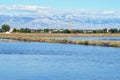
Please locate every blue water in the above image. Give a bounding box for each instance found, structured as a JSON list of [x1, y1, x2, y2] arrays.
[[0, 39, 120, 80]]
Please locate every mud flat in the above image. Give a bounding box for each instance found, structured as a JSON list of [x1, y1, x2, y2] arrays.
[[0, 33, 120, 47]]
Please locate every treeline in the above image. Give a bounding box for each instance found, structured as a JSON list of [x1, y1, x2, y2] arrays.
[[0, 24, 10, 32], [13, 28, 31, 33], [93, 29, 120, 33], [11, 28, 120, 33], [1, 24, 120, 33]]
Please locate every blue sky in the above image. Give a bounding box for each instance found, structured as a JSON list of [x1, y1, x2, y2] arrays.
[[0, 0, 120, 29], [0, 0, 120, 10]]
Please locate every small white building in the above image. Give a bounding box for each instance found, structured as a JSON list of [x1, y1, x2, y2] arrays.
[[5, 28, 14, 34], [9, 28, 14, 33], [103, 28, 109, 33], [5, 31, 10, 34]]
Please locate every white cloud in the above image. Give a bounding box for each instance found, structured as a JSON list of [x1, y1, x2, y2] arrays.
[[0, 5, 119, 16], [0, 5, 55, 14], [103, 11, 115, 14]]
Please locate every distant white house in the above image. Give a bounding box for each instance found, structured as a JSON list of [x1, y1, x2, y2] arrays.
[[9, 28, 14, 33], [5, 31, 10, 34], [103, 28, 109, 33], [5, 28, 14, 34]]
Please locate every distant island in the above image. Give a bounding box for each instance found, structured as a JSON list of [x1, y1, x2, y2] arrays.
[[0, 24, 120, 48]]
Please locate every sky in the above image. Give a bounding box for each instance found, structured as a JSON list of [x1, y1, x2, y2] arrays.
[[0, 0, 120, 16], [0, 0, 120, 10], [0, 0, 120, 29]]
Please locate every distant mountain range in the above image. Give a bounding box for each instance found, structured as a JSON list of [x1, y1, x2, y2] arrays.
[[0, 9, 120, 29]]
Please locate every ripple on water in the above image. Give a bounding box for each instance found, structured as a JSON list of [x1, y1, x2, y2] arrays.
[[0, 39, 120, 80]]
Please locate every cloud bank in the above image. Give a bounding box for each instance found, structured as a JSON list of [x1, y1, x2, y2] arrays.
[[0, 5, 119, 16], [0, 5, 120, 29]]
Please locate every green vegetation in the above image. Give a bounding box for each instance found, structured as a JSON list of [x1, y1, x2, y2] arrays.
[[62, 29, 71, 33], [1, 24, 10, 32], [109, 29, 120, 33], [0, 24, 120, 34], [12, 28, 120, 34], [93, 30, 104, 33], [19, 28, 31, 33], [0, 29, 2, 32], [44, 28, 49, 33]]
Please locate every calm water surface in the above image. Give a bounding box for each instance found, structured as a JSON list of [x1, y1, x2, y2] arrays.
[[0, 39, 120, 80]]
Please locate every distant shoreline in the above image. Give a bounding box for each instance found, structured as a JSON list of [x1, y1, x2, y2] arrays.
[[0, 33, 120, 47], [1, 33, 120, 37]]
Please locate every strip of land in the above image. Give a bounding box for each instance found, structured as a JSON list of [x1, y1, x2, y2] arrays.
[[1, 33, 120, 37], [0, 33, 120, 47]]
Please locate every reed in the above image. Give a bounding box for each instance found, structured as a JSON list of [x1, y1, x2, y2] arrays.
[[0, 33, 120, 47]]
